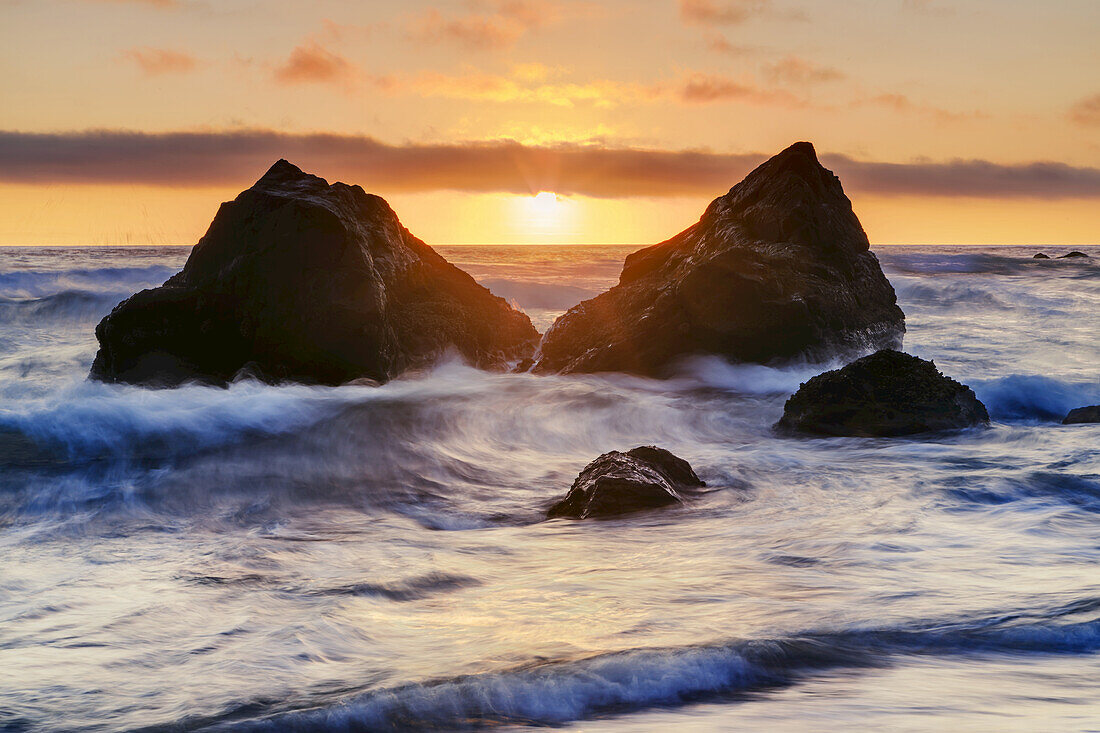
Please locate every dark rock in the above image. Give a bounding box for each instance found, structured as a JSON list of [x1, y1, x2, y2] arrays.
[[90, 160, 539, 387], [777, 349, 989, 437], [1032, 253, 1050, 259], [1063, 405, 1100, 424], [1059, 251, 1089, 258], [530, 142, 904, 376], [548, 446, 705, 519]]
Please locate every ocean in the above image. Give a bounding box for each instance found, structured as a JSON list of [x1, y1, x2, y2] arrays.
[[1, 243, 1099, 731]]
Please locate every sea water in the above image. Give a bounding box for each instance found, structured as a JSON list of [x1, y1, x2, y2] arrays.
[[0, 244, 1098, 731]]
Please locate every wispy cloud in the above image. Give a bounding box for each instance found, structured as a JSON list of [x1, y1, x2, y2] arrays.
[[858, 92, 984, 122], [763, 56, 844, 85], [678, 73, 803, 105], [406, 0, 585, 50], [273, 42, 357, 86], [680, 0, 767, 25], [902, 0, 953, 15], [121, 47, 198, 75], [81, 0, 182, 7], [703, 33, 756, 56], [1069, 94, 1100, 126], [679, 0, 803, 25], [4, 129, 1099, 201]]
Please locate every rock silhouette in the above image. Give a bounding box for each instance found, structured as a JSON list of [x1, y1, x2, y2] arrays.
[[1063, 406, 1100, 424], [777, 349, 989, 437], [548, 446, 705, 519], [1032, 253, 1050, 259], [529, 142, 904, 376], [91, 160, 538, 386], [1059, 251, 1089, 258]]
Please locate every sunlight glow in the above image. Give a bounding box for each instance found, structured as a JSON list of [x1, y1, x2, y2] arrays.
[[511, 191, 578, 243]]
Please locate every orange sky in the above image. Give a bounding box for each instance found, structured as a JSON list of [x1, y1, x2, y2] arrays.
[[2, 0, 1099, 245]]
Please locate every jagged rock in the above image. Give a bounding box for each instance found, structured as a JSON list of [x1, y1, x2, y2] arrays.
[[1033, 253, 1050, 259], [1063, 406, 1100, 424], [548, 446, 705, 519], [1059, 251, 1089, 258], [529, 142, 904, 376], [90, 160, 538, 386], [777, 349, 989, 437]]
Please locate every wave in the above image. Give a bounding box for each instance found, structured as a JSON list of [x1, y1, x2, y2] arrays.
[[476, 278, 600, 310], [0, 289, 134, 324], [0, 375, 412, 463], [192, 602, 1100, 731], [972, 374, 1100, 421], [0, 265, 175, 300], [879, 249, 1098, 277]]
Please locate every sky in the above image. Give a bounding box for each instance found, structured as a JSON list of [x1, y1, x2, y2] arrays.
[[1, 0, 1099, 245]]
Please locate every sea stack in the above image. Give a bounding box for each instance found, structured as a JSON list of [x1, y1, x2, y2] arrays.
[[90, 160, 539, 386], [777, 349, 989, 437], [529, 142, 905, 376]]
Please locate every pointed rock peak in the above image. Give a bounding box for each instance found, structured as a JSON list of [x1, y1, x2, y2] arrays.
[[709, 139, 844, 219], [254, 159, 328, 189], [742, 141, 829, 186]]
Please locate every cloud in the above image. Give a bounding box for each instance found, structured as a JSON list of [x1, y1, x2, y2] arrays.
[[81, 0, 181, 7], [859, 93, 983, 122], [1069, 94, 1100, 126], [679, 0, 767, 25], [679, 0, 802, 25], [4, 130, 1100, 201], [121, 47, 198, 75], [678, 73, 803, 106], [273, 42, 357, 86], [902, 0, 953, 15], [703, 33, 755, 56], [406, 0, 577, 50], [763, 56, 844, 85]]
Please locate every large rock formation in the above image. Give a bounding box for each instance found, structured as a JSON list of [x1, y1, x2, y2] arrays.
[[1063, 405, 1100, 424], [91, 160, 539, 386], [529, 142, 904, 376], [548, 446, 705, 519], [777, 349, 989, 437]]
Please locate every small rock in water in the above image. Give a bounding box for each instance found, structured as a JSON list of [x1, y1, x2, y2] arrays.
[[1063, 405, 1100, 424], [1059, 251, 1089, 258], [777, 349, 989, 437], [548, 446, 705, 519], [1032, 253, 1050, 259]]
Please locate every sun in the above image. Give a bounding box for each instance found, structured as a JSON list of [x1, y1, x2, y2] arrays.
[[529, 191, 560, 215], [510, 191, 577, 242]]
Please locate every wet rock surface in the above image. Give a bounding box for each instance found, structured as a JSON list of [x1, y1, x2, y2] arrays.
[[548, 446, 705, 519], [1063, 406, 1100, 424], [90, 160, 538, 386], [529, 142, 905, 377], [778, 349, 989, 437]]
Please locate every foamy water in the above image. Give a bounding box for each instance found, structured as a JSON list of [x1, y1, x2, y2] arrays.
[[1, 244, 1099, 731]]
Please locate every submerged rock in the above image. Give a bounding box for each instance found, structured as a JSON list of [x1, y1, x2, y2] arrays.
[[529, 142, 904, 376], [1032, 253, 1050, 259], [1059, 251, 1089, 259], [777, 349, 989, 437], [1063, 405, 1100, 424], [91, 160, 538, 386], [548, 446, 705, 519]]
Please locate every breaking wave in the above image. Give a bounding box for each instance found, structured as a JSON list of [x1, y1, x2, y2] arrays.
[[196, 600, 1100, 731]]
